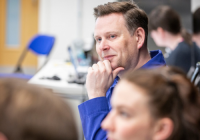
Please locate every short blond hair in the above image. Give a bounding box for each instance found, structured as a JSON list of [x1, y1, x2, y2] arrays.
[[94, 1, 148, 45]]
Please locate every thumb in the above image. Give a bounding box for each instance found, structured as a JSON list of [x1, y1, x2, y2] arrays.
[[112, 67, 124, 79]]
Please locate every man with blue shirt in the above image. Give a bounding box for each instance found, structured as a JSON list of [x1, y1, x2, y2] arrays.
[[78, 1, 166, 140]]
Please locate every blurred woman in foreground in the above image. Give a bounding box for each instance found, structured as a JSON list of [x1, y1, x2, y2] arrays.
[[102, 67, 200, 140], [0, 78, 78, 140]]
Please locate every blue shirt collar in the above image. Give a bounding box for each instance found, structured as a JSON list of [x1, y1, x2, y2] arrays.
[[110, 76, 120, 88], [113, 50, 166, 85], [141, 50, 166, 69]]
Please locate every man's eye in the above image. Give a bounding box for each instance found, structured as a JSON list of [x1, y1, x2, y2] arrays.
[[97, 38, 102, 42], [110, 35, 116, 38], [119, 111, 130, 118]]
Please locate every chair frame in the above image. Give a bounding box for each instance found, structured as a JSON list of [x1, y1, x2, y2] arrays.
[[14, 35, 55, 73]]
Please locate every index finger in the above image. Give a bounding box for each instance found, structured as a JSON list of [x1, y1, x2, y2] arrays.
[[103, 60, 112, 74]]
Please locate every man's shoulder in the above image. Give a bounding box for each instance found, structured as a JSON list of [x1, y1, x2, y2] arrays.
[[141, 50, 166, 69]]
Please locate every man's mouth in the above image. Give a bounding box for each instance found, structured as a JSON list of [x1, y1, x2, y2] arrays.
[[103, 55, 115, 60]]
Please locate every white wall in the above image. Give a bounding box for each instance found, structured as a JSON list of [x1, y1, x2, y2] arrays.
[[191, 0, 200, 12], [82, 0, 115, 40], [38, 0, 77, 67], [38, 0, 115, 67]]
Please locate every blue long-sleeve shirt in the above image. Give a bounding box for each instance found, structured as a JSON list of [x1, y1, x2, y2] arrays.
[[78, 50, 166, 140]]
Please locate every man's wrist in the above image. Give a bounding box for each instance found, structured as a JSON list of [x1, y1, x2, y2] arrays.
[[88, 94, 106, 100]]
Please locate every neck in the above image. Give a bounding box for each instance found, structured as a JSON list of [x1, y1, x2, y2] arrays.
[[118, 46, 151, 78], [192, 33, 200, 48], [164, 33, 183, 50]]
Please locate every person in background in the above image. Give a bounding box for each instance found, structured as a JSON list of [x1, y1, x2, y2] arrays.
[[192, 7, 200, 91], [102, 66, 200, 140], [0, 78, 78, 140], [193, 7, 200, 48], [78, 1, 166, 139], [149, 6, 200, 74]]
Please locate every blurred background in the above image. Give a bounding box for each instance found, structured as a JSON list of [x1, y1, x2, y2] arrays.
[[1, 1, 200, 140], [0, 0, 200, 75]]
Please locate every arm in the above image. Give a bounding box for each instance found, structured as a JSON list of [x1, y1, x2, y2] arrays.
[[78, 97, 109, 140], [79, 60, 124, 140]]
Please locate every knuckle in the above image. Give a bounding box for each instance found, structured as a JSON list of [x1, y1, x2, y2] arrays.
[[100, 68, 106, 74], [103, 60, 109, 63], [88, 67, 92, 72], [94, 68, 99, 73], [92, 64, 97, 67], [97, 61, 102, 64]]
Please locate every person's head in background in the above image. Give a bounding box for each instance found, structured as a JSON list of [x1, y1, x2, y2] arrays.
[[102, 67, 200, 140], [149, 6, 192, 50], [0, 78, 78, 140], [192, 7, 200, 48], [94, 1, 150, 75]]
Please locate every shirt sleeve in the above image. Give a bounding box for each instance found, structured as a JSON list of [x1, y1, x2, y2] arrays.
[[78, 97, 109, 140]]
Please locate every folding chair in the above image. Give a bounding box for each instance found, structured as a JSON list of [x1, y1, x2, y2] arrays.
[[0, 34, 55, 79], [14, 34, 55, 73]]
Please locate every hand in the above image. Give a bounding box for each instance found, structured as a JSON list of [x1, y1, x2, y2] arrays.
[[86, 60, 124, 99]]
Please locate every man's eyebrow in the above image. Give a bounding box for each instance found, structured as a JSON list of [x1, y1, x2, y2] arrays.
[[94, 31, 120, 38], [113, 104, 133, 112], [94, 35, 99, 38], [105, 31, 119, 34]]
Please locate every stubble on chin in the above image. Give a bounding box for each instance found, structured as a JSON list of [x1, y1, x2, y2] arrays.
[[111, 61, 123, 71]]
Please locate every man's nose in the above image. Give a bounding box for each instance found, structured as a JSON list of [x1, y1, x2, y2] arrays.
[[100, 39, 110, 51], [101, 111, 115, 132]]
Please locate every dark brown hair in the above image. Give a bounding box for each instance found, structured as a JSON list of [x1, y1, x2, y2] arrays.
[[122, 67, 200, 140], [193, 7, 200, 34], [149, 6, 192, 46], [0, 78, 78, 140], [94, 1, 148, 46]]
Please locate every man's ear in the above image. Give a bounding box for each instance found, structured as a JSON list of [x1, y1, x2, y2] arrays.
[[0, 132, 7, 140], [153, 118, 174, 140], [134, 27, 145, 49]]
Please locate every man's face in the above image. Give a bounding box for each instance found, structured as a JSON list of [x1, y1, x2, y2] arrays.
[[94, 13, 139, 71]]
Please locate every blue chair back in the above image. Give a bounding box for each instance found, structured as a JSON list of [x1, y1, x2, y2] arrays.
[[0, 73, 32, 79], [28, 35, 55, 55], [0, 35, 55, 80]]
